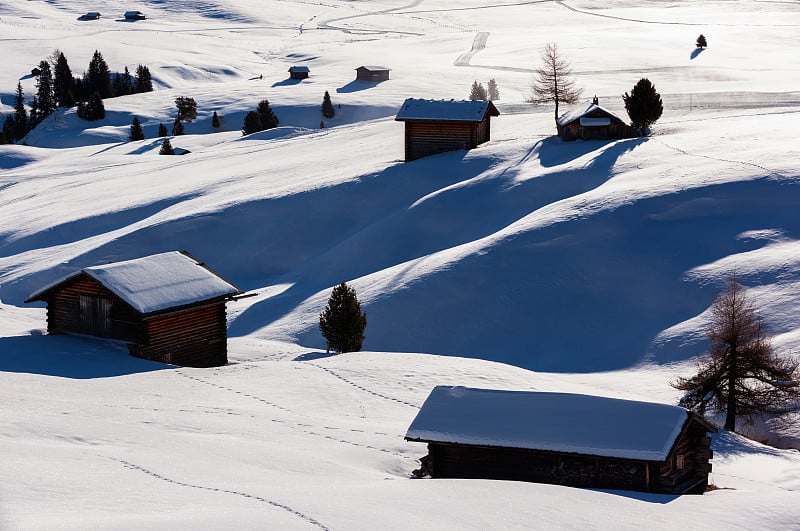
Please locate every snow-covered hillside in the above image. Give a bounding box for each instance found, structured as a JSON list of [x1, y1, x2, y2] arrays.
[[2, 1, 800, 529]]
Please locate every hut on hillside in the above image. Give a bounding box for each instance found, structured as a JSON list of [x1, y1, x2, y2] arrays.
[[557, 97, 637, 141], [80, 12, 102, 20], [288, 66, 310, 80], [406, 386, 717, 495], [395, 98, 500, 162], [25, 251, 242, 367], [124, 10, 146, 20], [355, 66, 390, 82]]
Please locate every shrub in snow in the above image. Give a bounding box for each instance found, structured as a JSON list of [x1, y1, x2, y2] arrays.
[[622, 77, 662, 134], [322, 90, 335, 119], [673, 277, 800, 433], [129, 116, 144, 141], [211, 111, 220, 128], [319, 282, 367, 354], [159, 138, 174, 155]]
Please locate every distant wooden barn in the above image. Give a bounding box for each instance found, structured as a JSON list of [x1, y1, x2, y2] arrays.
[[25, 251, 242, 367], [395, 98, 500, 162], [406, 386, 717, 495], [124, 10, 146, 20], [355, 66, 390, 82], [557, 97, 637, 141], [288, 66, 310, 80], [80, 11, 102, 20]]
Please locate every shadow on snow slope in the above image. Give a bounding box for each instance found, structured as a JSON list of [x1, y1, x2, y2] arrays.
[[0, 333, 169, 378]]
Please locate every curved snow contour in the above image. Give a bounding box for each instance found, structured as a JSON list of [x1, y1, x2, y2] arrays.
[[317, 0, 425, 36], [454, 31, 489, 66]]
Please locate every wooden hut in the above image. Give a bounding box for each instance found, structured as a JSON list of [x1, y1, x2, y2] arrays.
[[80, 11, 102, 20], [288, 66, 310, 80], [405, 386, 717, 495], [395, 98, 500, 162], [124, 10, 146, 20], [557, 97, 637, 141], [25, 251, 242, 367], [355, 66, 390, 82]]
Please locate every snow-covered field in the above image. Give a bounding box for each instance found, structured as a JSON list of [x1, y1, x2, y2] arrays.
[[2, 1, 800, 529]]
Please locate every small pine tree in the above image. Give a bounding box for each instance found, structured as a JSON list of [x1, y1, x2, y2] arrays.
[[158, 123, 168, 137], [696, 34, 707, 48], [172, 117, 184, 136], [321, 90, 335, 119], [242, 111, 263, 135], [53, 52, 75, 107], [256, 99, 279, 129], [85, 50, 113, 99], [159, 137, 175, 155], [487, 78, 500, 101], [622, 78, 663, 134], [135, 64, 153, 93], [211, 111, 220, 128], [35, 60, 56, 120], [77, 91, 106, 121], [129, 116, 145, 141], [13, 82, 28, 142], [469, 80, 487, 100], [175, 96, 197, 122], [319, 282, 367, 354]]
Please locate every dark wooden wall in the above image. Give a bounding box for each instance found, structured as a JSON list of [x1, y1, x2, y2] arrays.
[[136, 303, 228, 367], [356, 69, 389, 82], [290, 71, 309, 79], [47, 275, 142, 342], [652, 421, 713, 494], [404, 119, 494, 161]]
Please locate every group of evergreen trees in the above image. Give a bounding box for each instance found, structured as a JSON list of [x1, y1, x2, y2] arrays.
[[242, 99, 279, 135], [1, 50, 153, 144], [468, 79, 499, 101]]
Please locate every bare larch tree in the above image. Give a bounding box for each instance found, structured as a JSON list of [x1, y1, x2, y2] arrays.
[[673, 277, 800, 432], [527, 42, 582, 124]]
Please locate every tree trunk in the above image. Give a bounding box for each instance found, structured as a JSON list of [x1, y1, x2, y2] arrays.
[[725, 347, 737, 431]]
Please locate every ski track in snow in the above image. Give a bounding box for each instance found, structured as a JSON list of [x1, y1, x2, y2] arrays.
[[316, 0, 426, 36], [177, 371, 412, 458], [454, 31, 489, 67], [105, 456, 331, 530], [306, 362, 421, 409]]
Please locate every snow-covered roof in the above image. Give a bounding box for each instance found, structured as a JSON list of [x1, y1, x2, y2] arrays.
[[405, 386, 693, 461], [557, 103, 625, 127], [27, 251, 240, 315], [395, 99, 500, 122], [355, 65, 390, 71]]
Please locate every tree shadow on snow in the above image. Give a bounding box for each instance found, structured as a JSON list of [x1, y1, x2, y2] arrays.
[[690, 48, 705, 60], [293, 351, 339, 362], [272, 78, 303, 88], [0, 333, 170, 378], [537, 136, 647, 168], [588, 488, 678, 504]]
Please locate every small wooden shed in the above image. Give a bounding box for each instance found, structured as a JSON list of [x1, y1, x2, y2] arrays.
[[395, 98, 500, 162], [124, 10, 146, 20], [288, 66, 310, 80], [406, 386, 717, 495], [557, 97, 637, 141], [25, 251, 242, 367], [80, 12, 102, 20], [355, 66, 390, 82]]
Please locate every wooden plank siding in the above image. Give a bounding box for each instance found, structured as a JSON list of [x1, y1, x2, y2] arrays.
[[135, 303, 228, 367], [404, 121, 484, 161], [47, 275, 142, 342]]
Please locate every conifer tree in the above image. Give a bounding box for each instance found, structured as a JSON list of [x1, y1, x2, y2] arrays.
[[35, 60, 56, 120], [28, 96, 39, 128], [321, 90, 335, 119], [622, 77, 663, 134], [319, 282, 367, 354], [488, 78, 500, 101], [696, 34, 707, 48], [158, 123, 168, 137], [159, 137, 175, 155], [256, 99, 279, 129], [469, 80, 487, 100], [242, 111, 263, 135], [172, 117, 184, 136], [129, 116, 145, 141], [135, 64, 153, 93], [211, 111, 220, 128], [77, 91, 105, 121], [175, 96, 197, 122], [13, 82, 28, 142], [673, 278, 800, 432], [53, 52, 75, 107], [0, 128, 7, 145], [1, 116, 12, 143], [85, 50, 113, 99]]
